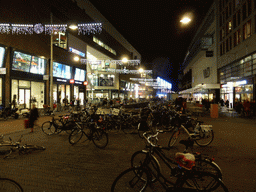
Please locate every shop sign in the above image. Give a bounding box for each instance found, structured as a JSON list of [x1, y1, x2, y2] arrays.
[[43, 75, 49, 80], [57, 79, 67, 82], [75, 81, 82, 84], [0, 68, 6, 74]]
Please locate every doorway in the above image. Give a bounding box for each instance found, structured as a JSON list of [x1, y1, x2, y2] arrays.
[[19, 88, 30, 109]]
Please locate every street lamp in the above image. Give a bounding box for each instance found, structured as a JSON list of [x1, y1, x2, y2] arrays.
[[180, 17, 191, 24]]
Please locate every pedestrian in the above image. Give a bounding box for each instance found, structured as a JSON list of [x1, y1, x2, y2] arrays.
[[29, 104, 39, 133], [225, 99, 229, 108]]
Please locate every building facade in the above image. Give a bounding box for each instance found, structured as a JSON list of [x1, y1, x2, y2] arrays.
[[0, 0, 141, 108], [180, 0, 256, 109], [180, 2, 220, 102]]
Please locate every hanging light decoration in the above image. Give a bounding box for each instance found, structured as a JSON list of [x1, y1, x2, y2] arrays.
[[12, 24, 34, 35], [45, 24, 67, 35], [78, 23, 102, 35], [0, 24, 10, 34], [0, 22, 102, 35]]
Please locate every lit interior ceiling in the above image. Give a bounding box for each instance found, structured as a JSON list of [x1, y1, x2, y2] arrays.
[[87, 45, 112, 60]]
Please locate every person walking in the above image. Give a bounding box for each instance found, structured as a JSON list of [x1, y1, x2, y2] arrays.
[[29, 104, 39, 133]]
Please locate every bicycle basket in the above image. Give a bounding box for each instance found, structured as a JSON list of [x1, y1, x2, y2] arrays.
[[175, 152, 195, 170]]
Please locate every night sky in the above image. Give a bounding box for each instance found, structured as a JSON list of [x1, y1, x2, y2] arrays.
[[90, 0, 214, 91]]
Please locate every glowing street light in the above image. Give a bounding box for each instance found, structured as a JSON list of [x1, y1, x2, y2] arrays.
[[122, 57, 128, 63], [139, 68, 144, 73], [180, 17, 191, 24], [74, 56, 80, 62]]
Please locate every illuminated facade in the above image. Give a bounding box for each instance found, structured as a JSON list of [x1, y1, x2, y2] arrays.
[[0, 0, 141, 108]]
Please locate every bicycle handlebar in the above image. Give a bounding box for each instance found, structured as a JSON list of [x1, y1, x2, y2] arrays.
[[142, 131, 160, 147]]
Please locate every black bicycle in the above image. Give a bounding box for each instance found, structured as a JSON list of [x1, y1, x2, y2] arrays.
[[69, 121, 108, 149], [111, 131, 228, 191], [41, 115, 76, 135]]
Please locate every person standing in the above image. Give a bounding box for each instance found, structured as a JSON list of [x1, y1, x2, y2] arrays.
[[29, 104, 39, 133]]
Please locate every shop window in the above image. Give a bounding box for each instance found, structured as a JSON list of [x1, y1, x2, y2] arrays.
[[243, 20, 251, 40], [53, 62, 71, 79], [252, 60, 256, 75], [74, 68, 86, 81], [30, 56, 45, 75], [31, 82, 44, 108], [98, 74, 114, 86], [0, 47, 5, 68], [12, 51, 31, 72]]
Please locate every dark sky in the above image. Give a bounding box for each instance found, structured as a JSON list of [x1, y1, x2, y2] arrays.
[[90, 0, 214, 90]]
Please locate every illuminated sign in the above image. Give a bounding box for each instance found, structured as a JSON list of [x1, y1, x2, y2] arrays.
[[57, 79, 67, 82], [83, 81, 88, 86], [69, 47, 86, 57], [70, 79, 75, 84]]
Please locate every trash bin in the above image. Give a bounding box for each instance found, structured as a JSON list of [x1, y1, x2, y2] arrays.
[[210, 104, 218, 118], [24, 119, 30, 129]]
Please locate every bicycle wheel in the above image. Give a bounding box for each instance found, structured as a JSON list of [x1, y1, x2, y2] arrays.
[[0, 178, 23, 192], [175, 171, 229, 192], [41, 121, 54, 135], [195, 129, 214, 147], [111, 167, 150, 192], [92, 129, 108, 149], [195, 158, 222, 179], [131, 151, 161, 183], [168, 129, 180, 148], [69, 129, 85, 145]]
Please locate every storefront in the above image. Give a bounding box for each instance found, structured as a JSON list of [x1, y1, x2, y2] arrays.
[[11, 50, 46, 109], [73, 67, 86, 105], [221, 79, 254, 108], [52, 61, 72, 105], [0, 46, 6, 105]]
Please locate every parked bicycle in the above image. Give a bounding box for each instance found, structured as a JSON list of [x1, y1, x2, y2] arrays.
[[0, 134, 45, 159], [132, 131, 222, 183], [168, 112, 214, 147], [69, 121, 108, 149], [41, 115, 76, 135], [111, 131, 228, 191]]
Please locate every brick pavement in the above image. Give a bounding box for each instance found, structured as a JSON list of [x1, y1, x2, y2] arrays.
[[0, 112, 256, 191]]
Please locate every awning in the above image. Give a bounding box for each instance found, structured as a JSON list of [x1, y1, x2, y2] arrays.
[[179, 84, 220, 95]]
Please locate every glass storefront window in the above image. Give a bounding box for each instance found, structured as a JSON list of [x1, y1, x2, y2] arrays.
[[74, 86, 79, 101], [66, 85, 70, 103], [12, 51, 31, 72], [53, 84, 57, 104], [31, 82, 44, 108], [74, 68, 86, 81], [0, 47, 5, 68], [98, 74, 114, 86], [11, 80, 18, 105], [30, 56, 45, 75], [53, 62, 71, 79]]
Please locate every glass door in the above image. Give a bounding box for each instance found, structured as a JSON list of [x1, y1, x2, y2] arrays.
[[19, 88, 31, 108]]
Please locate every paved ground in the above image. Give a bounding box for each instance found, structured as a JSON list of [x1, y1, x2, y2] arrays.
[[0, 112, 255, 191]]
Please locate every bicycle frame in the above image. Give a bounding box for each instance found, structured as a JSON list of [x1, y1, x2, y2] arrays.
[[138, 143, 182, 189]]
